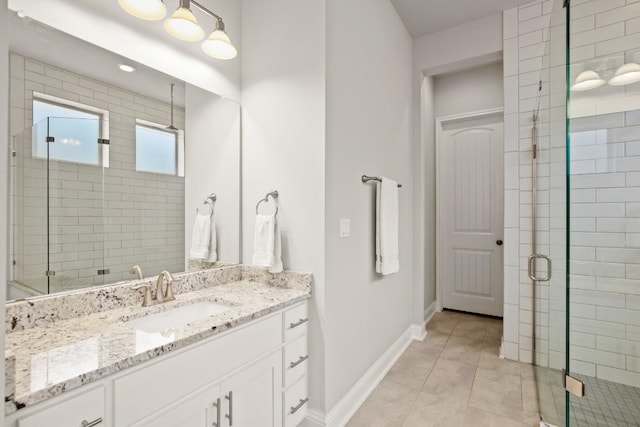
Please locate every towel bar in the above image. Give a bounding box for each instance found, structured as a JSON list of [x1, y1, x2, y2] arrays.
[[362, 175, 402, 188]]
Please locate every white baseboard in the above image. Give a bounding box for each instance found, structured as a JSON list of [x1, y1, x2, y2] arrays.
[[424, 301, 437, 326], [305, 325, 416, 427], [410, 321, 427, 341], [302, 410, 325, 427]]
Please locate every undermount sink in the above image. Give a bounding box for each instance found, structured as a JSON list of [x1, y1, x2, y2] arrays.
[[126, 301, 232, 333]]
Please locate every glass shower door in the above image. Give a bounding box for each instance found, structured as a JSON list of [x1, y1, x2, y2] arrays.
[[566, 0, 640, 425], [529, 1, 569, 425]]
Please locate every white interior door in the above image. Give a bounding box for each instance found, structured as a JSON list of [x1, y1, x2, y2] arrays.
[[438, 114, 504, 317]]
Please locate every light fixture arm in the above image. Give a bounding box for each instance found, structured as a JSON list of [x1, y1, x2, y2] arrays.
[[190, 0, 223, 23]]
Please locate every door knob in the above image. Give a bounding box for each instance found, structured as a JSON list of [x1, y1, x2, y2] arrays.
[[496, 240, 503, 246]]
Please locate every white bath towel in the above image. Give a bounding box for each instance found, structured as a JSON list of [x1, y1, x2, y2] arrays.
[[253, 214, 276, 267], [376, 177, 399, 275], [190, 212, 212, 260], [269, 216, 283, 273], [205, 211, 217, 263]]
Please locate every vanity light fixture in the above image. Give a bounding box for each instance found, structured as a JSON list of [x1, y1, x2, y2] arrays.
[[570, 70, 605, 91], [201, 19, 237, 60], [119, 0, 237, 59], [163, 0, 204, 41], [117, 0, 167, 21], [609, 63, 640, 86], [118, 63, 137, 72]]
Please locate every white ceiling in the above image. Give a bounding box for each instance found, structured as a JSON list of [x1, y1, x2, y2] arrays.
[[390, 0, 536, 38], [8, 11, 186, 107]]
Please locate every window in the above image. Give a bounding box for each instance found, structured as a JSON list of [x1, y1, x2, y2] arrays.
[[135, 120, 184, 176], [32, 93, 108, 166]]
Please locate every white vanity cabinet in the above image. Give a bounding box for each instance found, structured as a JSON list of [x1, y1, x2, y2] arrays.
[[6, 301, 309, 427], [136, 351, 282, 427]]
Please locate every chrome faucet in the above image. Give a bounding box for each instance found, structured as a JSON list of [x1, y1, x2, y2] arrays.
[[132, 271, 179, 307], [130, 265, 143, 280]]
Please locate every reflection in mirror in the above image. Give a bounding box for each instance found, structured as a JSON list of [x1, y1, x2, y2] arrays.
[[8, 12, 241, 301]]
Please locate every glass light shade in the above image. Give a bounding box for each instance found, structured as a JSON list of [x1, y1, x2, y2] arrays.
[[571, 70, 605, 91], [609, 63, 640, 86], [202, 30, 238, 60], [163, 7, 204, 41], [118, 0, 166, 21]]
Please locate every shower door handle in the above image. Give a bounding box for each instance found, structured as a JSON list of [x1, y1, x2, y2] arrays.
[[528, 254, 552, 282]]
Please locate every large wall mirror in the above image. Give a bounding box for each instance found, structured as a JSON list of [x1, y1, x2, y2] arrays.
[[7, 5, 241, 301]]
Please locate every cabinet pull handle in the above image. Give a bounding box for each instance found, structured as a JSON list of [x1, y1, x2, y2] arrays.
[[290, 398, 309, 415], [289, 355, 309, 368], [212, 397, 221, 427], [289, 318, 308, 329], [225, 391, 233, 426], [81, 418, 103, 427]]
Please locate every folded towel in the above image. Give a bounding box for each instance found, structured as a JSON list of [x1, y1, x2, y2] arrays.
[[190, 212, 212, 260], [376, 177, 399, 275], [253, 214, 276, 267], [269, 216, 283, 273]]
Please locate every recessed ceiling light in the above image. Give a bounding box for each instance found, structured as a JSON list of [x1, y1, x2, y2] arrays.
[[118, 64, 136, 73]]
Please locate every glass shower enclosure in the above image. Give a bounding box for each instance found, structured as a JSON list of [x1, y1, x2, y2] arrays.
[[530, 0, 640, 425]]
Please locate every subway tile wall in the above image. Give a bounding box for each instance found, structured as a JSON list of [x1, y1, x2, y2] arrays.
[[504, 0, 640, 388], [9, 53, 185, 294]]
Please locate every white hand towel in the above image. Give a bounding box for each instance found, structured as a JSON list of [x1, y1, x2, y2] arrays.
[[269, 216, 283, 273], [376, 177, 400, 275], [205, 211, 217, 263], [252, 214, 276, 267], [190, 212, 212, 260]]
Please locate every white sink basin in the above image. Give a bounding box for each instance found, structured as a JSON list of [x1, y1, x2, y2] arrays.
[[126, 301, 232, 333]]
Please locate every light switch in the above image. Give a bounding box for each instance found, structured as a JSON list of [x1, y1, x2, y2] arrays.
[[340, 218, 351, 238]]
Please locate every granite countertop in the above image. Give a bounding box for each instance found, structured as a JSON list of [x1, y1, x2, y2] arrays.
[[5, 267, 312, 414]]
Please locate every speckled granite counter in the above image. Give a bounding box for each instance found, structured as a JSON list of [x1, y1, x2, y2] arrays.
[[4, 266, 312, 414]]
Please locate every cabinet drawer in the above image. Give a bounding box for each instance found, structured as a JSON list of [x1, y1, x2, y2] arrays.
[[284, 377, 308, 427], [18, 386, 104, 427], [115, 314, 281, 426], [283, 334, 308, 388], [283, 303, 308, 342]]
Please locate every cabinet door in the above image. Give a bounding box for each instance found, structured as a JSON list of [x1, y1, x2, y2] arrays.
[[220, 351, 282, 427], [18, 386, 104, 427], [134, 384, 221, 427]]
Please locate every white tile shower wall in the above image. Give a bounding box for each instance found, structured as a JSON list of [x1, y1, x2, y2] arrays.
[[505, 0, 640, 388], [9, 53, 185, 293]]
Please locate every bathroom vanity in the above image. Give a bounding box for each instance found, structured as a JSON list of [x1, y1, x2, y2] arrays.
[[4, 266, 311, 427]]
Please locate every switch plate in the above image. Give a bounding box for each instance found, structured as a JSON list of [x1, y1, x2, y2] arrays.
[[340, 218, 351, 238]]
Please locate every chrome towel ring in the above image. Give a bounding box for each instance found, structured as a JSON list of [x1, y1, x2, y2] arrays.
[[256, 190, 279, 215]]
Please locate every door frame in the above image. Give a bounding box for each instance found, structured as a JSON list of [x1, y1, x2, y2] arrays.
[[435, 107, 505, 312]]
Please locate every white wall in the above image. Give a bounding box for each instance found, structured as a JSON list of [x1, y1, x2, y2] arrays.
[[241, 0, 327, 413], [7, 0, 241, 101], [413, 13, 504, 313], [324, 0, 413, 410], [0, 0, 8, 418], [185, 85, 241, 264], [434, 62, 504, 118]]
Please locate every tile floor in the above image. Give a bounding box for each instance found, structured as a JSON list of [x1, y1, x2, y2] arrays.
[[346, 310, 541, 427]]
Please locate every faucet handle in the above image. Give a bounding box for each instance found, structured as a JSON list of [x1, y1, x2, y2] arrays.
[[133, 284, 153, 307]]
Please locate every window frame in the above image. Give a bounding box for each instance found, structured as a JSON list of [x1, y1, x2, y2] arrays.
[[135, 119, 184, 177], [32, 92, 110, 167]]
